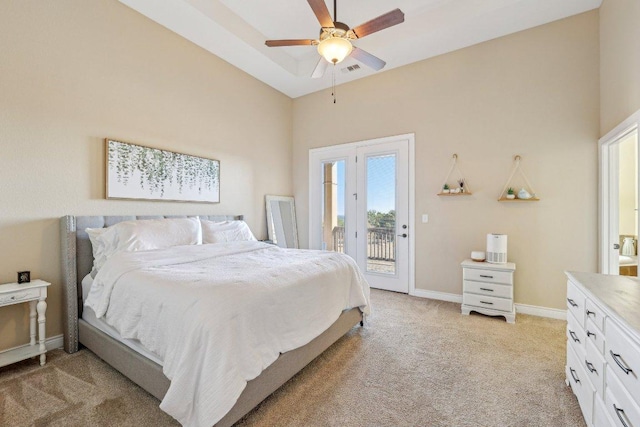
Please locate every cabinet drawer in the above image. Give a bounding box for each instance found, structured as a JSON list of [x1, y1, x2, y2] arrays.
[[605, 319, 640, 407], [463, 293, 512, 313], [463, 268, 513, 285], [567, 344, 595, 426], [605, 367, 640, 427], [0, 288, 40, 306], [567, 280, 586, 329], [586, 338, 606, 398], [586, 298, 606, 332], [594, 396, 616, 427], [567, 311, 586, 357], [463, 280, 512, 299], [586, 317, 605, 355]]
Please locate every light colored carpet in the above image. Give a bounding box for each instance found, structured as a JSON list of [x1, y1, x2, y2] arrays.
[[0, 290, 585, 426]]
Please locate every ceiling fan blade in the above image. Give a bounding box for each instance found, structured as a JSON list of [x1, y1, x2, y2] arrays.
[[350, 47, 386, 71], [311, 58, 329, 78], [307, 0, 334, 28], [265, 39, 315, 47], [351, 8, 404, 39]]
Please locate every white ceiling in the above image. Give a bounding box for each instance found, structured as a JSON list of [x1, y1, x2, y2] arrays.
[[119, 0, 601, 98]]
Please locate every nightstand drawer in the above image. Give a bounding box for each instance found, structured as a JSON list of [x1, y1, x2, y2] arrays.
[[0, 288, 40, 306], [586, 317, 605, 355], [567, 280, 586, 329], [605, 319, 640, 407], [463, 280, 512, 299], [463, 293, 512, 312], [463, 268, 513, 285], [567, 310, 586, 357], [585, 299, 605, 332]]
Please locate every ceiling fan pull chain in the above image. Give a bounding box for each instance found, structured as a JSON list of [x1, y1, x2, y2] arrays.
[[334, 0, 337, 22], [332, 64, 337, 104]]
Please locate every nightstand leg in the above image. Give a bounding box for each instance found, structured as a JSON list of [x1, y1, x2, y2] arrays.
[[29, 301, 37, 346], [37, 299, 47, 366]]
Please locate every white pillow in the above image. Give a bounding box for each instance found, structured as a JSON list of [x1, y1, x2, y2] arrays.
[[86, 217, 202, 271], [201, 220, 257, 244]]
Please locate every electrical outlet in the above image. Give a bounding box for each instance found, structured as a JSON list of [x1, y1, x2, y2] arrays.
[[422, 214, 429, 223]]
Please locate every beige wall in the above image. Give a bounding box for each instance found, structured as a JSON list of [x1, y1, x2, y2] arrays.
[[600, 0, 640, 135], [0, 0, 292, 350], [293, 11, 600, 310]]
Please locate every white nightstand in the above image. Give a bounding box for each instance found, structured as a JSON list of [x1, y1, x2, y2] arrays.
[[461, 260, 516, 323], [0, 279, 51, 367]]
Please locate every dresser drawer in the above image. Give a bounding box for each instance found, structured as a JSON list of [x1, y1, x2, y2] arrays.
[[585, 338, 606, 398], [567, 344, 595, 426], [586, 317, 605, 355], [463, 280, 512, 299], [463, 268, 513, 285], [594, 395, 616, 427], [0, 288, 40, 306], [463, 293, 512, 313], [605, 367, 640, 427], [586, 298, 606, 332], [567, 311, 586, 356], [567, 280, 586, 329], [605, 319, 640, 407]]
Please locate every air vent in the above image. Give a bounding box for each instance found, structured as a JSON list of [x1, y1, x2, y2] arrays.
[[341, 64, 361, 74]]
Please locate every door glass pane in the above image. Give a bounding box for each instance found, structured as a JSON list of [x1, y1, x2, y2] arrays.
[[366, 154, 396, 274], [321, 160, 345, 253]]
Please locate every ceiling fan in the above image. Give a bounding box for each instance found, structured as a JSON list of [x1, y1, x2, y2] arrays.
[[265, 0, 405, 78]]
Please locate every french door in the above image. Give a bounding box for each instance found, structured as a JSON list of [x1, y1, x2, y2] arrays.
[[309, 134, 413, 293]]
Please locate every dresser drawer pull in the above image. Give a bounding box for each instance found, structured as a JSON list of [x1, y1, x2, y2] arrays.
[[479, 288, 494, 292], [610, 350, 634, 375], [569, 368, 580, 384], [479, 275, 494, 279], [585, 360, 597, 374], [614, 404, 631, 427], [479, 301, 494, 305], [569, 330, 580, 343], [567, 298, 578, 308], [586, 309, 595, 317], [586, 330, 596, 339]]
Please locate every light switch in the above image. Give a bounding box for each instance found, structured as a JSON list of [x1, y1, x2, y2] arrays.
[[422, 214, 428, 223]]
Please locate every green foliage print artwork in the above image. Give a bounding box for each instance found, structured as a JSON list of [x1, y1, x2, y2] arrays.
[[106, 139, 220, 203]]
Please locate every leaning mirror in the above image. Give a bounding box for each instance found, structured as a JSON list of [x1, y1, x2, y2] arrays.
[[265, 195, 299, 248]]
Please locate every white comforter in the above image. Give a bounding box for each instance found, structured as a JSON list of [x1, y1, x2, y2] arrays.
[[84, 241, 370, 427]]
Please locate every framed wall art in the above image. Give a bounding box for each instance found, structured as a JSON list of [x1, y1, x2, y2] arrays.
[[106, 139, 220, 203]]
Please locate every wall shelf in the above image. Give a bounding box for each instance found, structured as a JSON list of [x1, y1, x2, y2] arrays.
[[498, 197, 540, 202], [438, 192, 473, 196], [498, 155, 540, 201], [438, 154, 471, 196]]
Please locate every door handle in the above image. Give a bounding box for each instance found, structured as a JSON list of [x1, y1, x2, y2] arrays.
[[614, 243, 620, 249], [397, 233, 407, 238]]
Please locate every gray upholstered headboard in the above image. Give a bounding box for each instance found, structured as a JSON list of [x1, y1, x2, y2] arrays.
[[60, 214, 243, 353]]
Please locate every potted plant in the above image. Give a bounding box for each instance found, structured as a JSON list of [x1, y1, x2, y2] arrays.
[[442, 184, 450, 194], [506, 187, 515, 199]]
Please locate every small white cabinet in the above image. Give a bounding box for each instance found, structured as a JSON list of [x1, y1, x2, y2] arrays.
[[461, 259, 516, 323], [0, 280, 51, 368]]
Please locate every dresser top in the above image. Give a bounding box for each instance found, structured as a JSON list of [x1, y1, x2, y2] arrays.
[[461, 259, 516, 271], [566, 271, 640, 334]]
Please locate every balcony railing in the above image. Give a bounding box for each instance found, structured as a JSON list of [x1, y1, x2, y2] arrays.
[[331, 226, 396, 261]]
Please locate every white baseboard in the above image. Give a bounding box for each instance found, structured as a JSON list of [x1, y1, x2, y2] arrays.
[[410, 289, 462, 303], [514, 303, 566, 320], [410, 289, 567, 320], [0, 334, 64, 355]]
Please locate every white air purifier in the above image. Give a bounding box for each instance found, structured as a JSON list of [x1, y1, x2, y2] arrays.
[[486, 234, 508, 264]]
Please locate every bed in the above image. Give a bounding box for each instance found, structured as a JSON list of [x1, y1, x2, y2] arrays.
[[60, 215, 368, 427]]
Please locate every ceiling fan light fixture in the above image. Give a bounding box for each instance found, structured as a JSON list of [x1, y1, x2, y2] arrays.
[[317, 36, 353, 64]]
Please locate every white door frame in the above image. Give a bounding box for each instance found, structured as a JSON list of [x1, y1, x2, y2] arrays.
[[309, 133, 416, 295], [599, 110, 640, 274]]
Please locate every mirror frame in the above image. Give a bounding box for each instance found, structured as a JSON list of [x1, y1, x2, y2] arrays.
[[265, 195, 299, 248]]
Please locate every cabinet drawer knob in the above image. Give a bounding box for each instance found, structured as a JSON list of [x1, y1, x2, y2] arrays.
[[569, 367, 580, 384], [585, 360, 597, 374], [614, 404, 631, 427], [479, 288, 494, 292], [567, 298, 578, 308], [479, 275, 494, 279], [586, 310, 595, 317], [569, 330, 580, 343], [479, 301, 494, 305], [610, 350, 634, 375], [586, 331, 596, 339]]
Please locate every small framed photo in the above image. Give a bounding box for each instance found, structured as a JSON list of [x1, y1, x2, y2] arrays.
[[18, 271, 31, 284]]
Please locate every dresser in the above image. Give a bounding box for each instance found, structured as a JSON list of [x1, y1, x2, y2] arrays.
[[565, 271, 640, 427], [0, 280, 50, 368], [461, 259, 516, 323]]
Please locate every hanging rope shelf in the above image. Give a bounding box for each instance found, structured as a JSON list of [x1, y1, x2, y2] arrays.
[[437, 154, 472, 196], [498, 155, 540, 201]]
